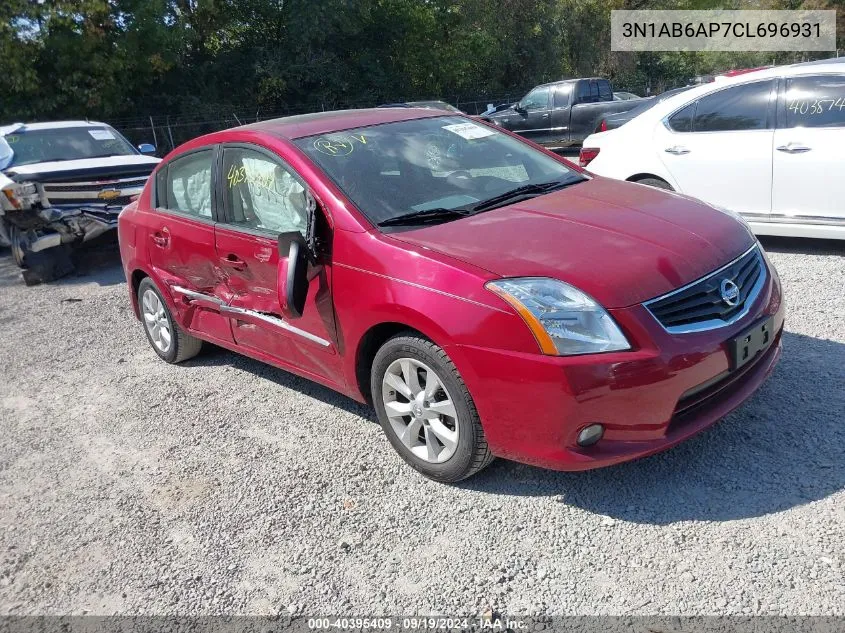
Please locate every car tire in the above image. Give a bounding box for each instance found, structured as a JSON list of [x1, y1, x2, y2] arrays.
[[635, 177, 673, 191], [9, 224, 28, 269], [371, 332, 494, 483], [137, 278, 203, 364]]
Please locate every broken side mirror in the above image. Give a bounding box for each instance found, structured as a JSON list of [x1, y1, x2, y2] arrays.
[[277, 231, 309, 319], [276, 191, 319, 319], [0, 137, 13, 170]]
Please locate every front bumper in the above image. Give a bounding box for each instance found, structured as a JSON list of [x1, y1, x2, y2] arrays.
[[5, 203, 122, 253], [455, 259, 785, 471]]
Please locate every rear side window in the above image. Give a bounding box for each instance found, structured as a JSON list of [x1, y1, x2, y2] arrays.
[[597, 80, 612, 101], [576, 81, 598, 104], [553, 85, 570, 108], [667, 102, 696, 132], [783, 75, 845, 128], [163, 150, 213, 218], [692, 80, 774, 132]]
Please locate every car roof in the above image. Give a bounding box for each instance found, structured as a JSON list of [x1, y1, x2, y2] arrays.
[[536, 77, 607, 89], [237, 107, 448, 140], [622, 58, 845, 127], [10, 120, 111, 131]]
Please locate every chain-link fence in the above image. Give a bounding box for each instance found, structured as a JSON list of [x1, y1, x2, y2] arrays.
[[110, 92, 525, 155]]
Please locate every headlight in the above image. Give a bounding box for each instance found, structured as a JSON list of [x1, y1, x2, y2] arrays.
[[1, 181, 38, 210], [486, 277, 630, 356]]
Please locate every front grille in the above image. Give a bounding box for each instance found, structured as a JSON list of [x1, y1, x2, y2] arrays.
[[43, 178, 148, 193], [42, 176, 149, 206], [644, 246, 765, 332]]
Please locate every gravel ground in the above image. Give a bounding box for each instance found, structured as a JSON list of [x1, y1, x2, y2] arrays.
[[0, 235, 843, 618]]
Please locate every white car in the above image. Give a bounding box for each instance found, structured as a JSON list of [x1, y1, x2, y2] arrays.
[[580, 58, 845, 240]]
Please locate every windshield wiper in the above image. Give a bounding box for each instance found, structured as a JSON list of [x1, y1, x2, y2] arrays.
[[378, 207, 472, 227], [470, 178, 584, 213]]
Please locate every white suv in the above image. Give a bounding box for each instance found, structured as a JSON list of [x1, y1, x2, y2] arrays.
[[580, 58, 845, 240]]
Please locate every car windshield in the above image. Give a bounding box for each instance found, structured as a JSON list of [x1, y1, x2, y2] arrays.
[[294, 116, 584, 227], [5, 126, 137, 167]]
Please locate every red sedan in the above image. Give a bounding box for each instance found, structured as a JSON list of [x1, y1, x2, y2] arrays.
[[118, 108, 784, 482]]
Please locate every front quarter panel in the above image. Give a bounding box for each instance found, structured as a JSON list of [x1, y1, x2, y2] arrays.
[[331, 228, 542, 400]]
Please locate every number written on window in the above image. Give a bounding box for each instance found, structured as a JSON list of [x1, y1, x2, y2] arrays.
[[784, 76, 845, 128]]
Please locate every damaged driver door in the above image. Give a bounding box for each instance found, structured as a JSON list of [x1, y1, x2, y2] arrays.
[[215, 144, 340, 385]]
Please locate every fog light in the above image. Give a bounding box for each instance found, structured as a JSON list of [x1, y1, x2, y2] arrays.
[[577, 423, 604, 447]]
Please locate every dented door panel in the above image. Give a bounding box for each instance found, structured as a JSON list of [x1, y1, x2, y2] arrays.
[[213, 224, 341, 383], [144, 211, 234, 344]]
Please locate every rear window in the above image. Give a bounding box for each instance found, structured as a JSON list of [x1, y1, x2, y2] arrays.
[[783, 75, 845, 129]]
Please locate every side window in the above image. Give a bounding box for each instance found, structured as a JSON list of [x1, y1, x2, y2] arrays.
[[164, 150, 213, 217], [222, 147, 307, 236], [553, 85, 570, 108], [522, 86, 550, 111], [597, 80, 612, 101], [783, 75, 845, 129], [693, 80, 774, 132], [668, 102, 696, 132], [577, 81, 590, 103]]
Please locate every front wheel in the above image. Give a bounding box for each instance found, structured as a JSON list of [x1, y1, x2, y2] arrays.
[[9, 224, 28, 269], [371, 333, 494, 482]]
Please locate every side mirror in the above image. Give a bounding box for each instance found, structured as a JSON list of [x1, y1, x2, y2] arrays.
[[277, 231, 309, 319], [514, 104, 527, 115], [0, 137, 12, 170], [138, 143, 156, 155]]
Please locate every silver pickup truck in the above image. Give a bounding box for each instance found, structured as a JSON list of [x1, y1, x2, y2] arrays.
[[0, 121, 160, 284]]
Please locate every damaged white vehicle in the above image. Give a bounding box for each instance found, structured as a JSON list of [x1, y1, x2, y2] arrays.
[[0, 121, 160, 284]]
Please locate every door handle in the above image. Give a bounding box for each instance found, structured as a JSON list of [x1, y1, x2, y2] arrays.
[[664, 145, 690, 155], [220, 254, 247, 271], [151, 229, 170, 247], [776, 143, 811, 154], [541, 113, 550, 118]]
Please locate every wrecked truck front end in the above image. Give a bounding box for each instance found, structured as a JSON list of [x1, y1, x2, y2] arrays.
[[3, 172, 160, 288], [2, 168, 156, 283], [3, 167, 150, 245], [0, 122, 159, 284]]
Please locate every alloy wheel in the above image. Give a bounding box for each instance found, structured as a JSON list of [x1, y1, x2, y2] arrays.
[[142, 289, 172, 353], [381, 358, 459, 463]]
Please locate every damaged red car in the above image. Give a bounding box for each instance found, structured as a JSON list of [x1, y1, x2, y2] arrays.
[[118, 109, 783, 482]]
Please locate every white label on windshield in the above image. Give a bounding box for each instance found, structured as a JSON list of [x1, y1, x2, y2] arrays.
[[89, 129, 116, 141], [442, 122, 495, 140]]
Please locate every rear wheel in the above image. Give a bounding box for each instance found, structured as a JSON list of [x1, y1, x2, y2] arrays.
[[633, 177, 673, 191], [138, 278, 202, 363], [371, 333, 494, 482]]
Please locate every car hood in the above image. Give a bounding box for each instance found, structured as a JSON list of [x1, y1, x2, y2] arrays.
[[388, 177, 755, 308], [5, 155, 160, 182], [484, 106, 518, 120]]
